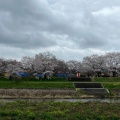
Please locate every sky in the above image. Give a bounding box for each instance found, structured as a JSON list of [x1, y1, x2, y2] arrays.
[[0, 0, 120, 61]]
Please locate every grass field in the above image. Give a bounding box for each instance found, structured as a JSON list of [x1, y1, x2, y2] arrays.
[[0, 77, 120, 119], [0, 76, 120, 90], [0, 81, 73, 89], [93, 77, 120, 82], [0, 101, 120, 120]]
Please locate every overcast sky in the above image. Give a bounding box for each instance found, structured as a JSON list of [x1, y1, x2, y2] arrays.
[[0, 0, 120, 61]]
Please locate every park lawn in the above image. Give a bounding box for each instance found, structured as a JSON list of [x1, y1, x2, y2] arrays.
[[0, 101, 119, 120]]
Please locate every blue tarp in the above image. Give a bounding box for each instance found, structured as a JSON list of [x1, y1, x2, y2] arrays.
[[55, 73, 70, 78], [18, 72, 29, 77], [36, 74, 43, 77]]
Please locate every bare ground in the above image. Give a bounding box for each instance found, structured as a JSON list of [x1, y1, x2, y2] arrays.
[[0, 89, 94, 99], [0, 89, 120, 99]]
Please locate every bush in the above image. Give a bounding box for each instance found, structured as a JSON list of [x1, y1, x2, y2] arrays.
[[68, 77, 92, 82], [74, 83, 103, 88]]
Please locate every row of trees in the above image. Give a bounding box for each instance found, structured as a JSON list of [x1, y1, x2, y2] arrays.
[[0, 52, 120, 77]]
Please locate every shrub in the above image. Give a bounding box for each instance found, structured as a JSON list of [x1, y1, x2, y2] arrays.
[[68, 77, 92, 82]]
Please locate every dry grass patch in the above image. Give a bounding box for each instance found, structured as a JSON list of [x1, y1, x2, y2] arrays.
[[0, 89, 93, 98]]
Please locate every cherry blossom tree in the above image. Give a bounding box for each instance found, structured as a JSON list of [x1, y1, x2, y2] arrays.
[[54, 60, 68, 73], [21, 56, 34, 75], [82, 54, 106, 76], [104, 52, 120, 69], [0, 58, 5, 75], [33, 52, 58, 73], [5, 61, 22, 74], [66, 60, 83, 73], [104, 52, 120, 77], [1, 51, 120, 78], [2, 59, 22, 80]]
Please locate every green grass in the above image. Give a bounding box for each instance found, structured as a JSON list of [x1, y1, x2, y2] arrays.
[[103, 82, 120, 89], [0, 81, 73, 89], [0, 76, 73, 89], [0, 76, 68, 82], [1, 76, 120, 90], [22, 76, 68, 82], [0, 101, 119, 120], [93, 77, 120, 82], [92, 77, 120, 89]]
